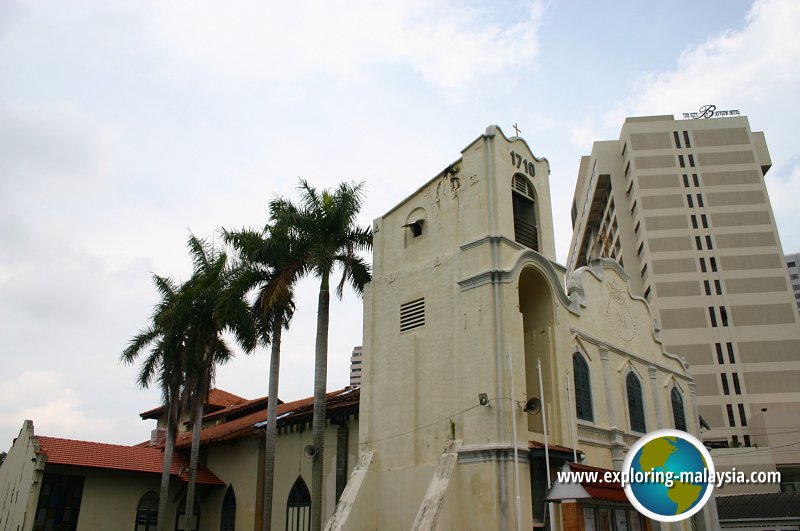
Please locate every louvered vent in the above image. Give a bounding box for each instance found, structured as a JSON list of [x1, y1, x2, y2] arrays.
[[513, 174, 534, 198], [400, 298, 425, 332]]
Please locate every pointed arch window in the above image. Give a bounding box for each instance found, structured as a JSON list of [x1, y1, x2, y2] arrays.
[[135, 491, 159, 531], [512, 174, 538, 251], [671, 387, 687, 431], [174, 497, 200, 531], [626, 372, 646, 433], [220, 486, 236, 531], [572, 353, 593, 421], [286, 476, 311, 531]]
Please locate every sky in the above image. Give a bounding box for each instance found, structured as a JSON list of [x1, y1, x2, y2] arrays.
[[2, 0, 799, 447]]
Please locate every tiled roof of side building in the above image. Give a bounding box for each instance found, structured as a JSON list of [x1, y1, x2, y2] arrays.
[[36, 436, 224, 485], [173, 387, 360, 449], [140, 388, 247, 419], [716, 491, 800, 519]]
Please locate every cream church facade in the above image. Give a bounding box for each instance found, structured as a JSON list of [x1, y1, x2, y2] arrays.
[[333, 126, 713, 530], [0, 127, 715, 531]]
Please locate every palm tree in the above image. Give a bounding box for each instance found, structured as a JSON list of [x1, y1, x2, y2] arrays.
[[179, 235, 257, 531], [268, 180, 372, 531], [223, 227, 296, 531], [121, 274, 189, 531]]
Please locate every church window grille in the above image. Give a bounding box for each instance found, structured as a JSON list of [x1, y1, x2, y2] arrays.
[[626, 372, 646, 433], [400, 298, 425, 332], [136, 491, 159, 531], [671, 388, 687, 431], [286, 476, 311, 531], [174, 497, 201, 531], [573, 353, 593, 421], [220, 486, 236, 531], [511, 174, 538, 251]]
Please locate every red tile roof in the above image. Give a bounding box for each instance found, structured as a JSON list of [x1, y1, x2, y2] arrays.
[[173, 387, 359, 449], [140, 388, 247, 419], [36, 436, 224, 485], [568, 462, 627, 503]]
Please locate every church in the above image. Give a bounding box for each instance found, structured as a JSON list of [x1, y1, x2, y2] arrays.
[[0, 126, 713, 531]]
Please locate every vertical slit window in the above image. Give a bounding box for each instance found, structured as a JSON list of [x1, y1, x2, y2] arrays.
[[708, 307, 717, 327], [738, 404, 748, 426], [679, 155, 686, 168], [710, 257, 718, 272], [671, 388, 687, 431], [683, 174, 690, 187], [720, 306, 728, 327], [696, 194, 704, 207], [701, 214, 709, 229], [684, 131, 691, 147], [691, 215, 698, 229], [727, 405, 736, 427], [700, 258, 707, 273], [573, 353, 593, 422], [715, 279, 722, 295], [727, 343, 736, 363], [744, 435, 751, 447], [673, 131, 682, 148], [716, 343, 724, 364], [693, 174, 700, 187], [626, 372, 646, 433], [696, 236, 703, 251], [512, 174, 538, 251], [704, 280, 711, 295], [687, 194, 694, 208], [688, 154, 695, 167], [706, 235, 713, 249], [732, 373, 741, 395], [721, 374, 730, 395]]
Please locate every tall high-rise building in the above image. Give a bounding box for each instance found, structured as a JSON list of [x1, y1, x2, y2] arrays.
[[786, 252, 800, 309], [349, 345, 363, 387], [567, 115, 800, 474]]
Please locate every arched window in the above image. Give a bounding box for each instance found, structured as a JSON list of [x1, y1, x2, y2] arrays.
[[626, 372, 646, 433], [286, 476, 311, 531], [512, 174, 538, 251], [174, 497, 201, 531], [135, 491, 158, 531], [573, 353, 593, 421], [220, 486, 236, 531], [671, 387, 687, 431]]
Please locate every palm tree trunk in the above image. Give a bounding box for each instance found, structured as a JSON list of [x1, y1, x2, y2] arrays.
[[156, 397, 178, 531], [311, 272, 330, 531], [262, 315, 283, 531], [184, 366, 207, 531]]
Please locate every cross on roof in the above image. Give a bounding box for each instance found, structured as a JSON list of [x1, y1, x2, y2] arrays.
[[513, 123, 521, 137]]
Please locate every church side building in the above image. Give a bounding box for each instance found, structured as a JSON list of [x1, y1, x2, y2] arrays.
[[334, 126, 711, 530], [567, 115, 800, 492]]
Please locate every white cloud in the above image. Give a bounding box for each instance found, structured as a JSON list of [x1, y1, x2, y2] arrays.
[[0, 371, 119, 443], [144, 0, 545, 91]]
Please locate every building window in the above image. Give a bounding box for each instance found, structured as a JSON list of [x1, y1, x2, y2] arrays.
[[684, 131, 692, 148], [286, 476, 312, 531], [573, 353, 593, 421], [706, 235, 713, 250], [721, 374, 730, 395], [700, 258, 707, 273], [687, 194, 694, 208], [175, 498, 201, 531], [511, 174, 538, 251], [688, 154, 695, 167], [704, 280, 711, 295], [671, 388, 687, 431], [696, 193, 704, 207], [34, 474, 85, 531], [727, 405, 736, 427], [732, 373, 741, 395], [727, 343, 736, 363], [679, 155, 686, 168], [136, 491, 159, 531], [682, 174, 690, 187], [220, 487, 236, 531], [701, 214, 708, 229], [692, 174, 700, 187], [710, 257, 717, 272], [696, 236, 703, 251], [715, 279, 722, 295], [626, 372, 646, 433], [720, 306, 728, 327], [715, 343, 724, 364], [738, 404, 748, 426], [708, 306, 717, 327]]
